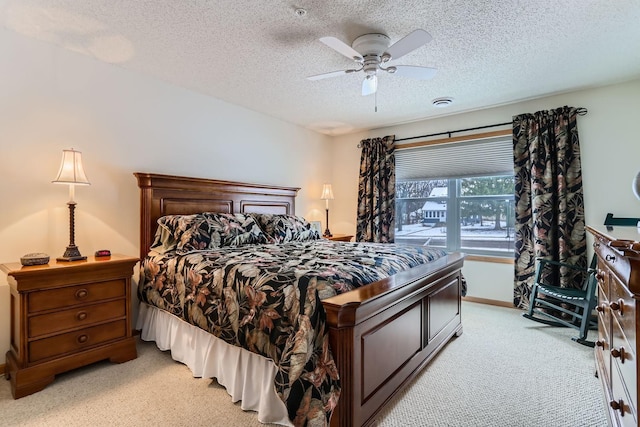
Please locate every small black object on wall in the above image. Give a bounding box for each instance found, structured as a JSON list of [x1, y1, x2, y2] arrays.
[[604, 213, 640, 229]]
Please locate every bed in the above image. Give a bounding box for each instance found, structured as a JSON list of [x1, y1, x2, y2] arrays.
[[134, 172, 464, 427]]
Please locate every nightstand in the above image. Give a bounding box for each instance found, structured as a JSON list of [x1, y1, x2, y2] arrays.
[[325, 234, 354, 242], [1, 254, 139, 398]]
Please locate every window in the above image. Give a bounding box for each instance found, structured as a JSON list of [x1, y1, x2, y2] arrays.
[[394, 132, 514, 257]]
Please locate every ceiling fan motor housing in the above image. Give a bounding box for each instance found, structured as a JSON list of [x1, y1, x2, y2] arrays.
[[352, 33, 390, 75], [352, 33, 390, 56]]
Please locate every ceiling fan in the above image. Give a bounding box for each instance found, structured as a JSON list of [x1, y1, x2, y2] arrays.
[[307, 29, 437, 96]]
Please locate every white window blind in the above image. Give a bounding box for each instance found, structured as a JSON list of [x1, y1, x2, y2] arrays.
[[396, 135, 513, 180]]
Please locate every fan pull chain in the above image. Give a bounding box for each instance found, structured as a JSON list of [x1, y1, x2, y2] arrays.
[[375, 90, 378, 113]]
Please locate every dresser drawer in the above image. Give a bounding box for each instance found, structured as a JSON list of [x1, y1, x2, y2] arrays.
[[612, 315, 637, 419], [598, 282, 611, 333], [28, 300, 126, 338], [597, 307, 611, 384], [612, 361, 638, 427], [597, 242, 631, 294], [610, 274, 636, 353], [28, 320, 127, 363], [597, 260, 611, 298], [28, 279, 126, 312]]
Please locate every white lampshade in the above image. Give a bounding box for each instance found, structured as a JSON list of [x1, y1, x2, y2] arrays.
[[52, 149, 90, 185], [321, 183, 334, 200]]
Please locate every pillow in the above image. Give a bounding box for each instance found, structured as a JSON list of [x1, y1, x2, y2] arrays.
[[251, 213, 320, 243], [149, 223, 178, 254], [203, 212, 269, 247], [153, 214, 213, 254]]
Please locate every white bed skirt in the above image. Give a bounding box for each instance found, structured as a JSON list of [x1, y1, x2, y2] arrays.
[[136, 302, 292, 426]]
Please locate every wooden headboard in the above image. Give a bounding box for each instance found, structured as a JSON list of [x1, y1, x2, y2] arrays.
[[134, 172, 300, 260]]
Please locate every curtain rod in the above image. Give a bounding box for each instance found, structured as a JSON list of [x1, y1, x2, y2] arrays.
[[394, 107, 587, 143], [395, 121, 511, 142]]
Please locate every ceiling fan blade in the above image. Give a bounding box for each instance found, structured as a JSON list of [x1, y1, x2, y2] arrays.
[[307, 70, 350, 81], [392, 65, 437, 80], [319, 37, 363, 61], [362, 75, 377, 96], [385, 29, 433, 60]]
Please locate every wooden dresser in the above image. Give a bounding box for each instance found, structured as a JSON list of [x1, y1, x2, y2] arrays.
[[588, 225, 640, 427], [1, 254, 138, 398]]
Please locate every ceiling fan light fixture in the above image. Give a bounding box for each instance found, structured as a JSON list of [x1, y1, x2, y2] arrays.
[[432, 97, 453, 107], [362, 75, 378, 96]]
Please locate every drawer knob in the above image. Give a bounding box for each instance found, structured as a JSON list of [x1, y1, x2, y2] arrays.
[[605, 254, 616, 262], [611, 347, 626, 363], [76, 311, 88, 321], [596, 270, 605, 281], [76, 334, 89, 344], [596, 339, 606, 348], [610, 299, 624, 315], [75, 289, 89, 299], [596, 303, 607, 313], [610, 399, 625, 415], [593, 242, 601, 249]]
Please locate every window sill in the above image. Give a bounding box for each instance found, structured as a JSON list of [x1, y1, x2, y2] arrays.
[[465, 254, 513, 264]]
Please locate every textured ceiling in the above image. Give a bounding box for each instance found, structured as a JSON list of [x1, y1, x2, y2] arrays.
[[3, 0, 640, 135]]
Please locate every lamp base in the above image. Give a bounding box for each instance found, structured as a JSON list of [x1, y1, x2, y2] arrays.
[[57, 245, 87, 262], [323, 208, 332, 238]]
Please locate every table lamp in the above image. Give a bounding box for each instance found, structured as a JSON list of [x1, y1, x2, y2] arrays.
[[52, 148, 90, 261], [321, 183, 334, 237]]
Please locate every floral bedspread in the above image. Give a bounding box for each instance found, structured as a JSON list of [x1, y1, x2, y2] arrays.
[[138, 240, 447, 426]]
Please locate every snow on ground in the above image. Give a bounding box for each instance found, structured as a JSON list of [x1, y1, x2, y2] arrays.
[[396, 223, 513, 239]]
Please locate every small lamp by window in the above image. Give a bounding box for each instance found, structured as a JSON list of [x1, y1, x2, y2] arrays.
[[52, 148, 90, 261], [321, 183, 334, 237]]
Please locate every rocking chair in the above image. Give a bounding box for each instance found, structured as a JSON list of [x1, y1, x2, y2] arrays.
[[522, 254, 598, 347]]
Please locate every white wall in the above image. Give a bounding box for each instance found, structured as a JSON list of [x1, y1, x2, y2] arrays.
[[330, 79, 640, 304], [0, 28, 333, 357]]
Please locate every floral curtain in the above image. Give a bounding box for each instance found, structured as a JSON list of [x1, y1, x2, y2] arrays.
[[356, 135, 396, 242], [513, 106, 587, 309]]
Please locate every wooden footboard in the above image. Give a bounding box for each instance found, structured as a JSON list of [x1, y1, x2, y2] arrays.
[[323, 252, 464, 427]]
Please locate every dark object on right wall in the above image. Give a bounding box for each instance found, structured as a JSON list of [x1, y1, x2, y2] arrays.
[[604, 212, 640, 228]]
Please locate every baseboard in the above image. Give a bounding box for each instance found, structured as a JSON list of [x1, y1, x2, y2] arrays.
[[0, 363, 5, 377], [462, 296, 515, 308]]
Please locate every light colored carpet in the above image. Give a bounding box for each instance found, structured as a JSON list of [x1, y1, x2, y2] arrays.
[[0, 301, 608, 427], [373, 302, 606, 427]]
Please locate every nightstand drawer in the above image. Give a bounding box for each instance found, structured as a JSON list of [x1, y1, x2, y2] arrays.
[[29, 320, 127, 363], [29, 300, 126, 338], [28, 279, 126, 312]]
